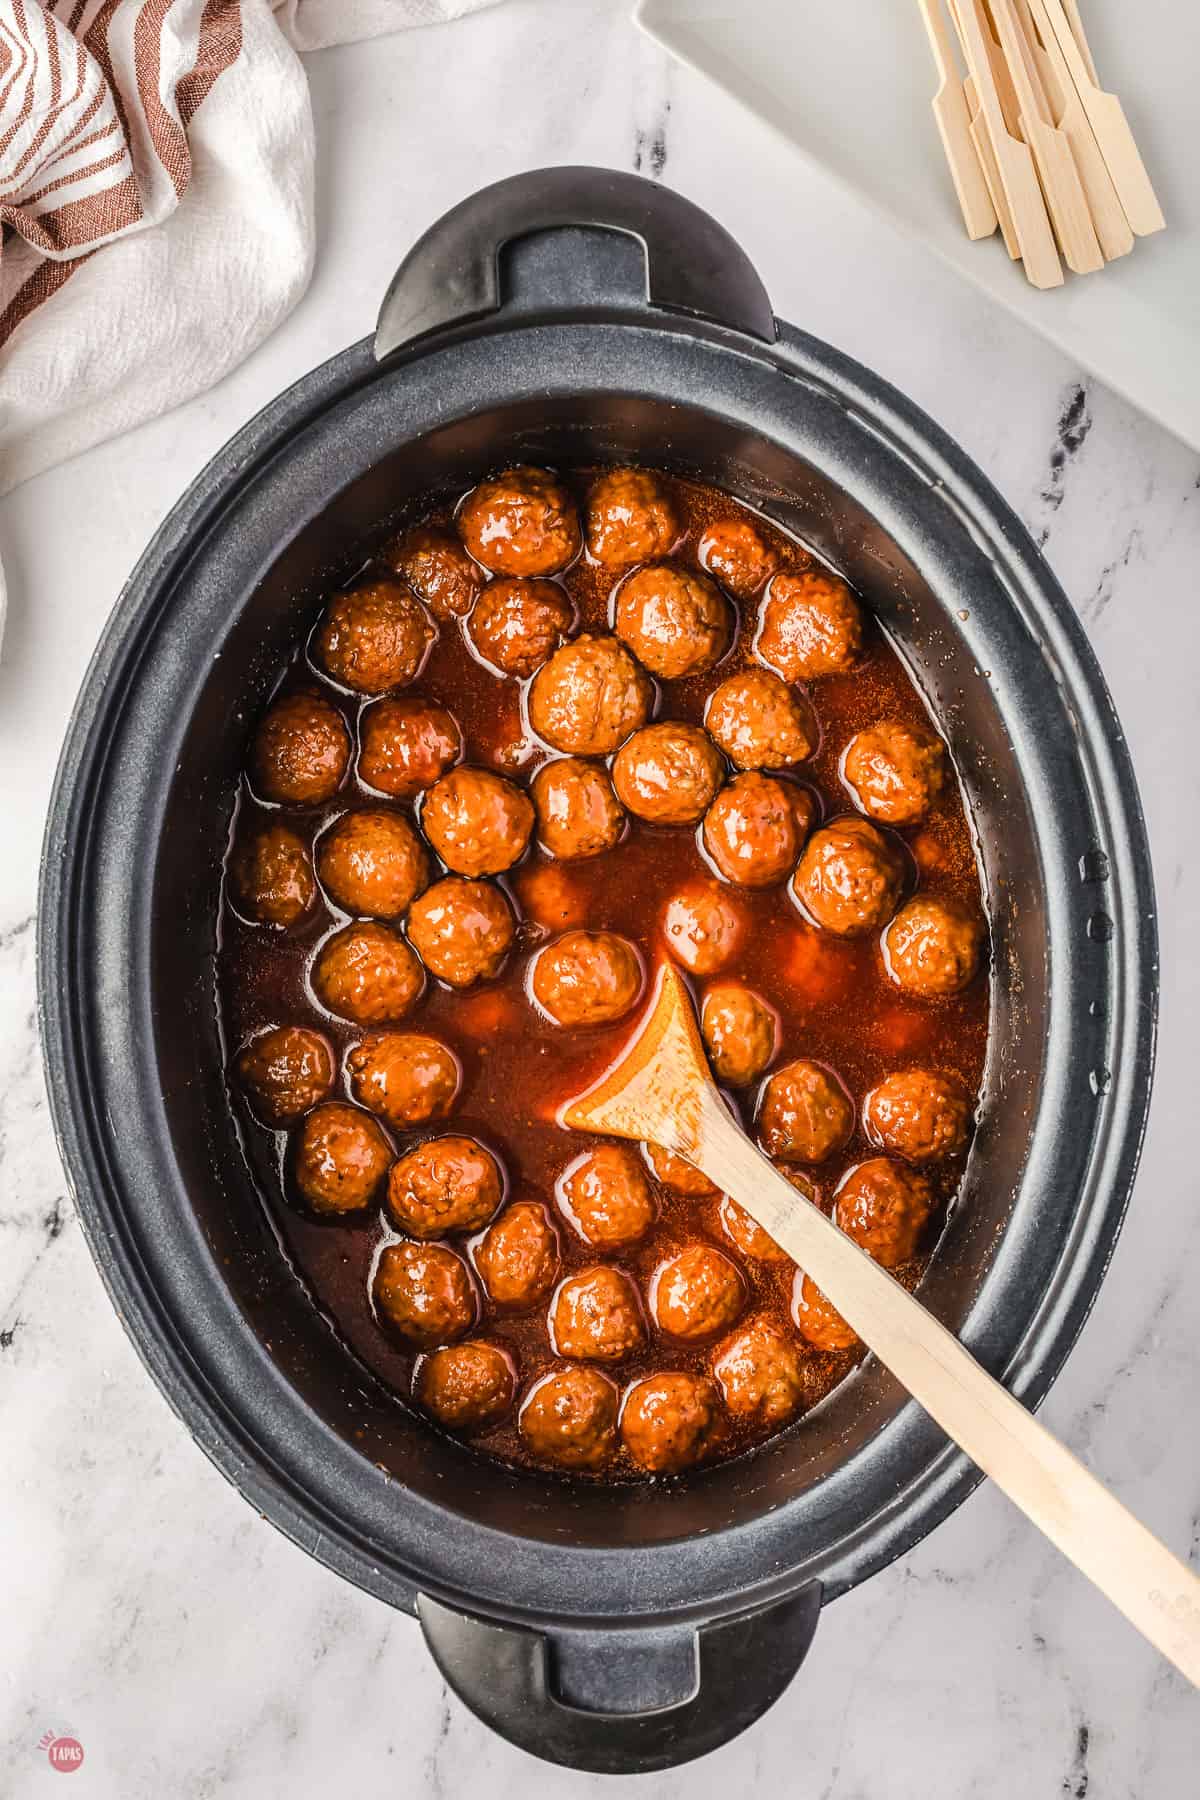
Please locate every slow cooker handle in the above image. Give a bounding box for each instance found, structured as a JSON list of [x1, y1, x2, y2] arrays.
[[375, 166, 778, 358], [416, 1581, 822, 1775]]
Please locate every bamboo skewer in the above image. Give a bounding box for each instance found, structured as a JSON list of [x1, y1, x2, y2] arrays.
[[1060, 0, 1099, 85], [917, 0, 998, 238], [966, 73, 1021, 257]]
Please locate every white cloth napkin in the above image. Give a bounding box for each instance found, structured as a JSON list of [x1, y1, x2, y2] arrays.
[[0, 0, 499, 644]]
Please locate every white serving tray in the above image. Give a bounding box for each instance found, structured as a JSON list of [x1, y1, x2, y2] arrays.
[[636, 0, 1200, 453]]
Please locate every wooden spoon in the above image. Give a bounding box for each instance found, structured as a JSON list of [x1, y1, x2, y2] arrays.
[[561, 961, 1200, 1687]]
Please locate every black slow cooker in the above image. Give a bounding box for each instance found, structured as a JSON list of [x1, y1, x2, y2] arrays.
[[39, 168, 1157, 1773]]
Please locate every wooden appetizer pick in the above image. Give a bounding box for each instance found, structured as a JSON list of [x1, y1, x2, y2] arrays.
[[1060, 0, 1099, 85], [964, 69, 1021, 257], [989, 0, 1102, 272], [562, 962, 1200, 1689], [916, 0, 998, 239]]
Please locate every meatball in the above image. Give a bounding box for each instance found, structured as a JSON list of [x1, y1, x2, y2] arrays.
[[792, 816, 904, 937], [311, 921, 423, 1024], [697, 517, 778, 599], [557, 1145, 656, 1247], [653, 1244, 745, 1343], [386, 526, 480, 620], [756, 569, 863, 681], [718, 1187, 811, 1265], [407, 876, 515, 987], [643, 1142, 717, 1197], [474, 1200, 560, 1310], [292, 1101, 391, 1215], [421, 766, 534, 877], [316, 809, 428, 918], [585, 468, 680, 568], [251, 691, 350, 806], [313, 577, 434, 695], [843, 720, 947, 826], [705, 669, 815, 771], [228, 822, 315, 928], [515, 861, 588, 932], [347, 1031, 461, 1128], [883, 896, 985, 997], [458, 466, 580, 576], [519, 1366, 618, 1470], [662, 878, 745, 975], [702, 773, 812, 888], [759, 1059, 853, 1162], [531, 757, 624, 861], [551, 1266, 645, 1362], [613, 562, 733, 679], [236, 1025, 335, 1125], [528, 634, 652, 756], [714, 1318, 806, 1426], [700, 982, 778, 1087], [621, 1371, 723, 1473], [864, 1068, 971, 1163], [416, 1340, 515, 1431], [792, 1273, 858, 1351], [530, 930, 643, 1027], [358, 695, 462, 798], [612, 723, 724, 826], [467, 577, 573, 677], [373, 1241, 476, 1348], [833, 1157, 934, 1268], [387, 1134, 503, 1238]]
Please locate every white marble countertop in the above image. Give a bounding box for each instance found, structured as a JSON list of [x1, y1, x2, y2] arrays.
[[2, 3, 1198, 1794]]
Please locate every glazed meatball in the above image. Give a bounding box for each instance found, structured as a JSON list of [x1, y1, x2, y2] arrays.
[[756, 569, 863, 681], [662, 878, 745, 975], [292, 1101, 391, 1215], [843, 720, 947, 826], [236, 1025, 335, 1124], [864, 1067, 971, 1163], [347, 1031, 461, 1128], [653, 1244, 745, 1343], [612, 723, 724, 826], [697, 517, 778, 600], [792, 816, 904, 937], [387, 1134, 503, 1238], [557, 1145, 656, 1248], [531, 930, 643, 1027], [613, 562, 733, 680], [883, 896, 985, 997], [311, 921, 423, 1025], [550, 1266, 645, 1362], [373, 1241, 476, 1348], [701, 983, 778, 1088], [834, 1157, 934, 1268], [621, 1371, 723, 1473], [718, 1185, 814, 1265], [316, 809, 428, 918], [474, 1200, 560, 1310], [313, 577, 434, 695], [643, 1142, 718, 1197], [792, 1273, 858, 1351], [714, 1318, 806, 1427], [358, 695, 462, 798], [416, 1340, 515, 1431], [467, 577, 573, 677], [702, 772, 812, 888], [421, 766, 534, 877], [251, 691, 351, 806], [407, 877, 515, 987], [528, 634, 652, 755], [585, 468, 680, 568], [515, 861, 589, 932], [519, 1366, 618, 1470], [759, 1059, 853, 1162], [704, 668, 815, 771], [386, 526, 481, 620], [531, 757, 624, 861], [228, 822, 315, 928], [458, 466, 581, 576]]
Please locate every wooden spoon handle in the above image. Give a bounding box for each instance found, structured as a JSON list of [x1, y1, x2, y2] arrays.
[[701, 1105, 1200, 1686]]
